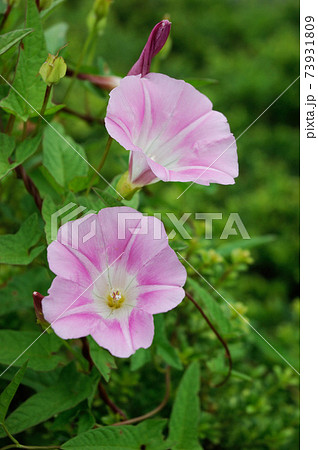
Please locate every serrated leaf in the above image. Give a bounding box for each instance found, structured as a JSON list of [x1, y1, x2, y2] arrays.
[[0, 28, 33, 56], [42, 123, 88, 187], [187, 278, 230, 334], [0, 330, 66, 371], [0, 0, 55, 120], [0, 363, 98, 437], [0, 213, 44, 265], [87, 336, 116, 383], [0, 361, 28, 423], [0, 267, 51, 316], [62, 419, 168, 450], [167, 362, 202, 450]]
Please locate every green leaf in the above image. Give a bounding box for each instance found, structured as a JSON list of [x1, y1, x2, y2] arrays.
[[187, 278, 231, 334], [218, 235, 276, 257], [130, 347, 152, 371], [0, 330, 66, 371], [0, 361, 28, 423], [0, 364, 61, 392], [42, 123, 89, 187], [40, 0, 65, 20], [0, 363, 98, 437], [0, 267, 51, 316], [0, 0, 55, 120], [154, 315, 183, 370], [0, 29, 33, 56], [62, 419, 168, 449], [167, 362, 202, 450], [0, 213, 44, 265], [77, 410, 96, 434], [87, 336, 116, 383], [0, 132, 15, 178], [0, 134, 42, 179]]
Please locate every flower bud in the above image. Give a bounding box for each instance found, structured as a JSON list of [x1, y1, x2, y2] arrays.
[[93, 0, 112, 21], [128, 19, 171, 77], [116, 171, 140, 200], [33, 291, 50, 329], [39, 53, 67, 87]]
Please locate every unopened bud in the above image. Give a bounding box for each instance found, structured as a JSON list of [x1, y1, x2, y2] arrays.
[[33, 291, 50, 330], [39, 53, 67, 86], [93, 0, 112, 21], [128, 19, 171, 77]]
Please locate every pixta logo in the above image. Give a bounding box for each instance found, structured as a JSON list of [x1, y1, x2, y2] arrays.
[[51, 203, 97, 249]]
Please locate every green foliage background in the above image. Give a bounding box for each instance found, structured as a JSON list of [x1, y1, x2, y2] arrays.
[[0, 0, 299, 448]]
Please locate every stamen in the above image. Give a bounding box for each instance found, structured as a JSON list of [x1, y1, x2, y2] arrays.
[[107, 289, 125, 309]]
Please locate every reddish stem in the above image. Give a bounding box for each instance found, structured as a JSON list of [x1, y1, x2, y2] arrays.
[[185, 290, 232, 387]]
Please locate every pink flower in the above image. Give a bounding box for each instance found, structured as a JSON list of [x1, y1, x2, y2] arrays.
[[42, 207, 186, 358], [105, 73, 238, 187]]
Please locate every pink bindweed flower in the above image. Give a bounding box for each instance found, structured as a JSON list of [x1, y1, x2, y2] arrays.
[[42, 207, 186, 358], [105, 73, 238, 188]]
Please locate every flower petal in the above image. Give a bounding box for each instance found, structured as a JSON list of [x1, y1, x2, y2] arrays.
[[136, 245, 187, 287], [42, 277, 95, 323], [133, 285, 185, 314], [47, 241, 94, 286], [91, 309, 154, 358], [105, 73, 238, 186]]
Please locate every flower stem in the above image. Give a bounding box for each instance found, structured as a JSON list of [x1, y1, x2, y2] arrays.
[[86, 136, 113, 194], [185, 290, 232, 387], [34, 85, 52, 135], [1, 423, 19, 447], [98, 382, 127, 420], [111, 366, 171, 426]]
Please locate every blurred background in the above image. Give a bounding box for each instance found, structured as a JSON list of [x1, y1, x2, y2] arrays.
[[0, 0, 299, 448]]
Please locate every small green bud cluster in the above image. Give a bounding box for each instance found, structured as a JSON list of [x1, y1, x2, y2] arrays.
[[87, 0, 112, 33], [39, 53, 67, 86]]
